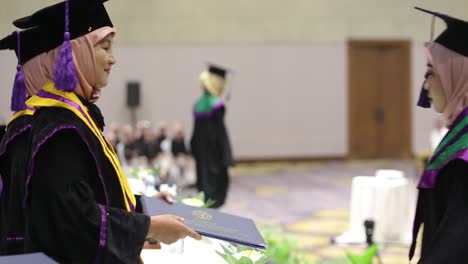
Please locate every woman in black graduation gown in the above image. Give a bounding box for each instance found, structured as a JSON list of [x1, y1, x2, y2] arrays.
[[410, 8, 468, 263], [190, 65, 235, 208], [0, 27, 48, 255], [15, 0, 200, 263]]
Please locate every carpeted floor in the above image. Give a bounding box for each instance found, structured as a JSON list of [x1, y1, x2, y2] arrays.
[[197, 160, 422, 263]]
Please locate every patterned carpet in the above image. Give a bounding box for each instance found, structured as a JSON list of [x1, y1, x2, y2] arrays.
[[195, 160, 421, 263]]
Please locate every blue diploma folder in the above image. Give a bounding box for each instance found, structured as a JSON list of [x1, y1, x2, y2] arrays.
[[0, 253, 57, 264], [140, 196, 266, 250]]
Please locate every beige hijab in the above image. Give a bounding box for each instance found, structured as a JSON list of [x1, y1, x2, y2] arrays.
[[426, 42, 468, 125], [22, 26, 115, 100], [22, 55, 47, 96]]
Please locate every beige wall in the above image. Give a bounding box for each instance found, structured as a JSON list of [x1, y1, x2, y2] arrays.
[[1, 0, 468, 44], [0, 44, 439, 158]]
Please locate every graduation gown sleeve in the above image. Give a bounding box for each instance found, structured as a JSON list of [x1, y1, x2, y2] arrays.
[[0, 128, 30, 254]]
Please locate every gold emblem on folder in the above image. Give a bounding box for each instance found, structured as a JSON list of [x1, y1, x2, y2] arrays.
[[192, 210, 213, 221]]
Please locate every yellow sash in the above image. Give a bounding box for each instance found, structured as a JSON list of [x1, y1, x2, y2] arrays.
[[7, 108, 34, 128], [26, 82, 136, 211]]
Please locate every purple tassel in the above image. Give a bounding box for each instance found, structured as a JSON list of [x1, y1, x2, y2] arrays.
[[53, 0, 77, 92], [417, 82, 431, 108], [11, 64, 27, 112], [11, 31, 27, 112], [53, 32, 77, 92]]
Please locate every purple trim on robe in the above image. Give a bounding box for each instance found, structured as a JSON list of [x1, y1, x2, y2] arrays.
[[6, 237, 24, 241], [0, 125, 32, 156], [418, 148, 468, 188], [193, 100, 225, 119], [36, 90, 93, 125], [94, 204, 107, 264], [213, 100, 224, 110], [98, 205, 107, 247], [24, 125, 109, 207], [193, 111, 212, 119], [126, 195, 135, 212], [0, 124, 31, 194]]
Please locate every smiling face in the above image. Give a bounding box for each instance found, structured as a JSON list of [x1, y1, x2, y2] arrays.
[[92, 34, 116, 101], [424, 63, 447, 113]]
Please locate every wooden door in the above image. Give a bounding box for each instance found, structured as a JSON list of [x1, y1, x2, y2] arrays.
[[348, 40, 412, 159]]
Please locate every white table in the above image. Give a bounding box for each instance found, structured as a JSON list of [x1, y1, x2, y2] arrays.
[[336, 175, 416, 245], [141, 237, 229, 264]]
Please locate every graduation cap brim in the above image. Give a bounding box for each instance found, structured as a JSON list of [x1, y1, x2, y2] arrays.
[[415, 7, 455, 24], [3, 0, 113, 64], [13, 0, 112, 42], [415, 6, 468, 57], [206, 63, 233, 78]]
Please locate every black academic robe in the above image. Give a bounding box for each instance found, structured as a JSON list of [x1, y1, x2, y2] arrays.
[[24, 104, 149, 264], [416, 159, 468, 263], [0, 115, 32, 255], [142, 141, 161, 161], [171, 138, 187, 157], [0, 125, 6, 141], [190, 106, 234, 208]]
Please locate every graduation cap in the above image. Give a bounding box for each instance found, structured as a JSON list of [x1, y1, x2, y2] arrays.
[[414, 7, 468, 108], [12, 0, 113, 92], [200, 64, 229, 96], [208, 64, 228, 79], [204, 63, 236, 100], [0, 27, 45, 64], [415, 7, 468, 57], [0, 28, 43, 111], [13, 0, 112, 40]]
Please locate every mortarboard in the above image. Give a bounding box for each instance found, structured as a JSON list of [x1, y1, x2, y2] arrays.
[[205, 63, 236, 101], [13, 0, 112, 43], [0, 27, 46, 64], [415, 7, 468, 57], [414, 7, 468, 108], [208, 64, 228, 79], [12, 0, 113, 92]]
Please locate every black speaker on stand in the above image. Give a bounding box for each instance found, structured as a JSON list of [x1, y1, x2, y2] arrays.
[[126, 81, 141, 128], [363, 219, 383, 264]]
